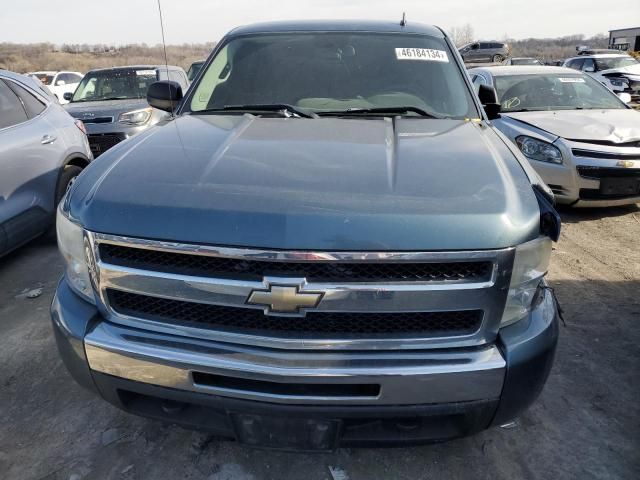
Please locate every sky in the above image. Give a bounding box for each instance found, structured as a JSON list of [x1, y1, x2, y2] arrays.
[[1, 0, 639, 45]]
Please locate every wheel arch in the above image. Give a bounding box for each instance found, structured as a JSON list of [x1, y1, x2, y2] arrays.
[[63, 154, 91, 170], [51, 153, 91, 209]]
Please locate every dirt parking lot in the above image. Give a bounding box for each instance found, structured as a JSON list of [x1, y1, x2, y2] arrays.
[[1, 206, 639, 480]]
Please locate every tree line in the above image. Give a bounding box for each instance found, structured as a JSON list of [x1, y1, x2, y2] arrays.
[[0, 31, 618, 74], [449, 24, 611, 62], [0, 42, 215, 73]]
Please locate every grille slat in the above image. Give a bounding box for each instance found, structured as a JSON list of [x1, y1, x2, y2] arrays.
[[88, 133, 126, 157], [572, 149, 640, 160], [577, 166, 640, 179], [108, 290, 483, 339], [99, 244, 493, 283], [80, 117, 114, 124]]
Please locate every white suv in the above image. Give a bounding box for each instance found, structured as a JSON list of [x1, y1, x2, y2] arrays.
[[563, 51, 640, 103], [27, 71, 84, 104]]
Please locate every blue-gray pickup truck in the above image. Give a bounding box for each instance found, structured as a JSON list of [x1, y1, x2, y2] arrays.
[[52, 20, 561, 450]]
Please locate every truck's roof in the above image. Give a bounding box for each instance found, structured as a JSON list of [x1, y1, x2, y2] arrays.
[[228, 20, 444, 38]]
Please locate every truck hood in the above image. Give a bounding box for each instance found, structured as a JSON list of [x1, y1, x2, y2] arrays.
[[64, 99, 148, 119], [504, 109, 640, 143], [69, 114, 540, 251]]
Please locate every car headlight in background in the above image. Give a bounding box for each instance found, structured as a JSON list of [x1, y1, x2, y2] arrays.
[[57, 205, 95, 304], [516, 136, 563, 164], [118, 107, 152, 125], [501, 237, 552, 327], [608, 77, 629, 88]]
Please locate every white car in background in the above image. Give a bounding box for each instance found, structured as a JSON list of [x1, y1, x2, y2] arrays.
[[27, 71, 84, 104], [562, 50, 640, 102], [469, 66, 640, 207]]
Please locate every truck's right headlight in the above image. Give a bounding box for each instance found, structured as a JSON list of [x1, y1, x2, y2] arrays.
[[501, 237, 552, 327], [57, 205, 96, 304]]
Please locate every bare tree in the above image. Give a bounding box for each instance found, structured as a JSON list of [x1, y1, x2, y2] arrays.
[[449, 23, 475, 47]]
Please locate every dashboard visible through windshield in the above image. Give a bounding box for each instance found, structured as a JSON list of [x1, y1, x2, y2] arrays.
[[71, 69, 158, 102], [595, 56, 638, 71], [186, 32, 479, 119], [495, 73, 626, 112]]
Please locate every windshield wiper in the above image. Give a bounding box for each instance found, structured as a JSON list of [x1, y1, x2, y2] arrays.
[[73, 96, 132, 102], [200, 104, 317, 119], [317, 106, 443, 119]]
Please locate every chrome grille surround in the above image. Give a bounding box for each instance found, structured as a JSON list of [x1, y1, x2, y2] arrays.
[[88, 232, 515, 351]]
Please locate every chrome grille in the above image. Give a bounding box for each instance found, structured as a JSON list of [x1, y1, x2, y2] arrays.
[[90, 233, 513, 350], [108, 289, 483, 339], [99, 243, 494, 283]]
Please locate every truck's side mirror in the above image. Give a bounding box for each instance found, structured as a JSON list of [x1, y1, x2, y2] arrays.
[[63, 92, 73, 101], [147, 81, 183, 112], [478, 84, 501, 120]]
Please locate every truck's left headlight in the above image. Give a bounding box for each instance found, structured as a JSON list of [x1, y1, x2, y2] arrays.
[[501, 237, 552, 327], [57, 205, 96, 304], [118, 107, 152, 125]]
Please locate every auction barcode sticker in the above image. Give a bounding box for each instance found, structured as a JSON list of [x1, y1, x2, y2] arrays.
[[559, 77, 585, 83], [395, 48, 449, 62]]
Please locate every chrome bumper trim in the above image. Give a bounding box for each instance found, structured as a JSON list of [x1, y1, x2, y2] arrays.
[[92, 232, 509, 264], [85, 321, 506, 405]]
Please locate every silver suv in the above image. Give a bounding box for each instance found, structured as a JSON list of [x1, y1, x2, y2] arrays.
[[0, 70, 91, 257], [64, 65, 189, 157], [459, 41, 509, 63]]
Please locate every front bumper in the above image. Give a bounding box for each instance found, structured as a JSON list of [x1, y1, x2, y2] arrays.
[[52, 278, 559, 449], [530, 140, 640, 207]]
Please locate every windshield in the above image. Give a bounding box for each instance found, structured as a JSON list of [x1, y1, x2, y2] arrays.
[[494, 73, 625, 112], [595, 56, 638, 70], [71, 68, 158, 102], [187, 61, 205, 81], [187, 32, 478, 119]]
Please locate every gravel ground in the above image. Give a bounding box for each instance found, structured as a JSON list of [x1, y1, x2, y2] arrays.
[[1, 205, 639, 480]]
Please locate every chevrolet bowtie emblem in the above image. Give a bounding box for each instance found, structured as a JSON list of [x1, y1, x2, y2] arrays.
[[616, 160, 635, 168], [247, 284, 323, 314]]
